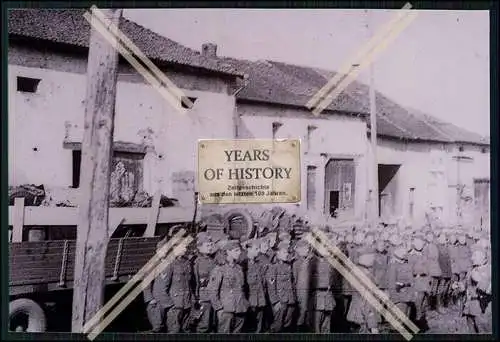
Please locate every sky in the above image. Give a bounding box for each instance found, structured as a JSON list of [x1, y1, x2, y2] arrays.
[[124, 9, 490, 137]]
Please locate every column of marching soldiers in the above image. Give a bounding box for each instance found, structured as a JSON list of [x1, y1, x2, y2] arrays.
[[143, 210, 492, 334]]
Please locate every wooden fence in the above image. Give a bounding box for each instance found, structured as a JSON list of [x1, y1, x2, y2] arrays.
[[8, 197, 196, 242]]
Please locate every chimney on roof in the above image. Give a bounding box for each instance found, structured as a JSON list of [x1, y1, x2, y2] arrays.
[[201, 43, 217, 57]]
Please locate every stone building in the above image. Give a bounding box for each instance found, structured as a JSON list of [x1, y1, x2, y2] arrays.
[[8, 9, 490, 229]]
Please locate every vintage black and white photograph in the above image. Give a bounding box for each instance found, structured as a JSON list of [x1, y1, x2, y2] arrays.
[[6, 6, 491, 337]]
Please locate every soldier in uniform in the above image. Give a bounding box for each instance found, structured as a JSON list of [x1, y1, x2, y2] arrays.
[[386, 247, 414, 321], [193, 232, 217, 333], [462, 250, 492, 334], [143, 236, 170, 332], [424, 231, 442, 312], [387, 234, 402, 260], [244, 238, 268, 333], [342, 231, 356, 321], [208, 240, 249, 333], [293, 239, 312, 332], [436, 232, 452, 312], [408, 236, 430, 330], [310, 248, 336, 333], [352, 231, 365, 263], [265, 241, 297, 332], [257, 233, 276, 271], [213, 235, 230, 266], [162, 238, 194, 333], [359, 232, 376, 254], [347, 253, 379, 334], [447, 233, 463, 306], [457, 232, 471, 272], [373, 237, 390, 327], [331, 230, 350, 331]]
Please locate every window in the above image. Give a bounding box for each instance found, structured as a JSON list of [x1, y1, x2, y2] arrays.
[[458, 146, 464, 152], [72, 150, 145, 203], [307, 166, 317, 210], [17, 76, 41, 93], [272, 122, 283, 139], [307, 125, 317, 151], [409, 187, 415, 219], [180, 96, 197, 109]]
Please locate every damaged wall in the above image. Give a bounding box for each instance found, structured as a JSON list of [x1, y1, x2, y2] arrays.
[[8, 44, 237, 205], [236, 104, 369, 219], [375, 138, 490, 227]]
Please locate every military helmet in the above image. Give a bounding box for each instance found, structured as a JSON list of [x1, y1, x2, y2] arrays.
[[412, 237, 425, 251], [358, 253, 376, 268], [345, 233, 354, 243], [448, 234, 457, 244], [471, 250, 487, 266], [353, 231, 365, 245], [393, 247, 407, 260], [389, 234, 402, 246], [222, 240, 241, 252]]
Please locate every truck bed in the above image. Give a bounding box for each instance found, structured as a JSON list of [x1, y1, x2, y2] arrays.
[[9, 236, 163, 296]]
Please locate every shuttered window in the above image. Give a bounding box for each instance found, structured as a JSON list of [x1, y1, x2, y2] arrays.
[[324, 159, 355, 216], [72, 151, 144, 203]]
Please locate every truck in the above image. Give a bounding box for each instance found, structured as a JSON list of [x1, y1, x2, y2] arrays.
[[7, 196, 255, 333]]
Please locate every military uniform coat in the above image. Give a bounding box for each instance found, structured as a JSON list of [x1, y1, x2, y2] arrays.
[[346, 267, 378, 329], [208, 263, 249, 313], [408, 250, 431, 293], [463, 264, 492, 317], [387, 259, 414, 303], [373, 251, 390, 290], [457, 244, 472, 274], [448, 244, 461, 275], [343, 244, 357, 295], [437, 244, 452, 279], [163, 256, 194, 309], [265, 260, 297, 305], [424, 243, 442, 278], [246, 259, 267, 308], [293, 255, 312, 325], [194, 255, 216, 302], [310, 256, 336, 311], [143, 268, 174, 309]]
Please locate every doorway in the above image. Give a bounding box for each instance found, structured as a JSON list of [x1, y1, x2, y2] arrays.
[[474, 178, 490, 230], [378, 164, 401, 218], [324, 159, 355, 218], [329, 191, 340, 217]]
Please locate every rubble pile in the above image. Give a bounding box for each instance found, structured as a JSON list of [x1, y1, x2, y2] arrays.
[[8, 184, 178, 208]]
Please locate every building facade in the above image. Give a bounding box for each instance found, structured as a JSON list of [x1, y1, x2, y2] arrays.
[[8, 9, 490, 230]]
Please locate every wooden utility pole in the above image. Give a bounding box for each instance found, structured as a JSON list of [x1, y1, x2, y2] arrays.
[[72, 8, 123, 333], [367, 10, 379, 224]]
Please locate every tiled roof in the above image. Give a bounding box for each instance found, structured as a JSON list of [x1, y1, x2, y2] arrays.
[[8, 9, 243, 77], [231, 61, 489, 145], [8, 9, 488, 146]]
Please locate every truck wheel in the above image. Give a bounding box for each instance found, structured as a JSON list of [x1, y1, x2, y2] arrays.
[[9, 298, 47, 332], [223, 209, 254, 240]]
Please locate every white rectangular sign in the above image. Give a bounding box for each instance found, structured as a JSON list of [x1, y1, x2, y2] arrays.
[[197, 139, 301, 204]]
